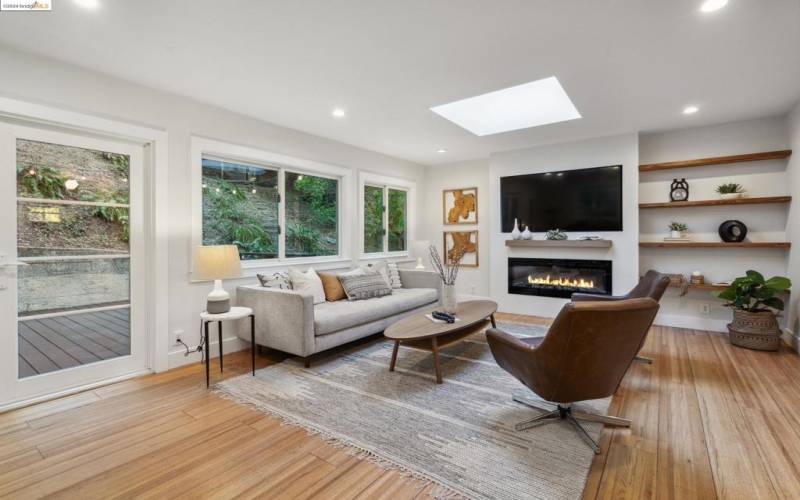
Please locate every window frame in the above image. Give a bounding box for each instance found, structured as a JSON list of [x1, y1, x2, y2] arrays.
[[358, 171, 415, 259], [191, 137, 352, 275]]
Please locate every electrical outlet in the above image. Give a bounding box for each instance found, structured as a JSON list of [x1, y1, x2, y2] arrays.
[[174, 329, 184, 345], [701, 303, 710, 316]]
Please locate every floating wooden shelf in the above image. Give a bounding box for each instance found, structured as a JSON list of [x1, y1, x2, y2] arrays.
[[639, 195, 792, 209], [505, 239, 612, 248], [639, 150, 792, 172], [640, 241, 791, 249], [680, 283, 728, 291]]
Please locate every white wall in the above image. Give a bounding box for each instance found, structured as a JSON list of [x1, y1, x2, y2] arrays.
[[488, 134, 640, 318], [421, 160, 490, 297], [785, 104, 800, 345], [639, 116, 792, 332], [0, 46, 426, 369]]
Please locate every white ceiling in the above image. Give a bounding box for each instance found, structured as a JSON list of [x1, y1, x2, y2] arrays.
[[0, 0, 798, 165]]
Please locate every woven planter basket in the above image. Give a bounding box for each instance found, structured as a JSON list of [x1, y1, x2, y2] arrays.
[[727, 309, 781, 351]]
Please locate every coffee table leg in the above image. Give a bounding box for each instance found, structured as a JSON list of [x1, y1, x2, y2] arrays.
[[490, 313, 497, 328], [431, 337, 443, 384], [390, 340, 399, 372]]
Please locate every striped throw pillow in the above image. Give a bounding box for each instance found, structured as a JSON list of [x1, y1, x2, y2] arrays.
[[339, 272, 393, 301]]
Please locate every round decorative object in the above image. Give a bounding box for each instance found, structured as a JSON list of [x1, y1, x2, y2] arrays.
[[670, 178, 689, 202], [718, 220, 748, 242], [521, 225, 532, 240]]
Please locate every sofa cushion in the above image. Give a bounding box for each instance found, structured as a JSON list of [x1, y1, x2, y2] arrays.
[[313, 288, 438, 336]]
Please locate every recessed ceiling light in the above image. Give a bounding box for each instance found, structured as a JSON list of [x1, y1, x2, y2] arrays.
[[430, 76, 581, 136], [437, 149, 447, 154], [74, 0, 100, 8], [331, 108, 346, 118], [683, 105, 699, 115], [700, 0, 728, 12]]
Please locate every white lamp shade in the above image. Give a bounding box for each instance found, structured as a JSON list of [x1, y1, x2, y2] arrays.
[[193, 245, 241, 280]]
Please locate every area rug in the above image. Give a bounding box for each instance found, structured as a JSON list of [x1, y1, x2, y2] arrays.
[[216, 321, 611, 499]]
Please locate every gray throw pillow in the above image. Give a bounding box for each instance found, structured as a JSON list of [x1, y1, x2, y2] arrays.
[[339, 272, 393, 301], [257, 272, 292, 289]]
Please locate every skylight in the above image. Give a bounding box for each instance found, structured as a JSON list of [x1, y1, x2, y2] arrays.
[[430, 76, 581, 136]]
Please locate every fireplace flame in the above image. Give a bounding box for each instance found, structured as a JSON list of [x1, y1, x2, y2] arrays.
[[527, 274, 595, 289]]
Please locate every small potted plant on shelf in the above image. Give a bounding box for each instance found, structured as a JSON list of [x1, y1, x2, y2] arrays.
[[714, 270, 791, 351], [716, 182, 746, 200], [668, 221, 688, 239]]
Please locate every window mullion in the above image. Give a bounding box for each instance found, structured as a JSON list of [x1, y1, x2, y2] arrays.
[[278, 168, 286, 260], [383, 186, 389, 254]]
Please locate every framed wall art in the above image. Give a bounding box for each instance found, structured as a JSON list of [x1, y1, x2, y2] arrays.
[[443, 230, 478, 267], [443, 187, 478, 225]]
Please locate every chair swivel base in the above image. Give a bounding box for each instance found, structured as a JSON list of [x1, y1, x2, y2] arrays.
[[512, 395, 631, 454]]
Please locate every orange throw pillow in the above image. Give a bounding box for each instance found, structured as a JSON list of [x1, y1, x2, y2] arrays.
[[318, 272, 346, 301]]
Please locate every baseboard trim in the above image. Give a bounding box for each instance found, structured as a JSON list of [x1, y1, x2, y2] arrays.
[[782, 329, 799, 352], [653, 313, 728, 333], [0, 369, 151, 414], [167, 336, 248, 369]]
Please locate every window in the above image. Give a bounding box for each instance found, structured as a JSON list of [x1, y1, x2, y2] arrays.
[[388, 188, 407, 252], [202, 158, 279, 260], [362, 180, 410, 255], [284, 172, 338, 257], [198, 144, 351, 267]]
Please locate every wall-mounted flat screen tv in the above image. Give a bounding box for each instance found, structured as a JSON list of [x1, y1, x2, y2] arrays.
[[500, 165, 623, 232]]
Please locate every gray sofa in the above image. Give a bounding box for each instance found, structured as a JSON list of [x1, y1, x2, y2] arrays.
[[236, 269, 441, 365]]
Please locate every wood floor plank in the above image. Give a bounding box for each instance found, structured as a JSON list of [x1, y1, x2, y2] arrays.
[[656, 326, 716, 499], [20, 321, 102, 365], [1, 319, 799, 499], [686, 329, 778, 499]]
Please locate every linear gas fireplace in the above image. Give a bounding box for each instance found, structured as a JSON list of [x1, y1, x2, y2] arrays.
[[508, 258, 612, 299]]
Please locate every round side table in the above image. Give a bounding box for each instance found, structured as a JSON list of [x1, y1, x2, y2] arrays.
[[200, 306, 255, 388]]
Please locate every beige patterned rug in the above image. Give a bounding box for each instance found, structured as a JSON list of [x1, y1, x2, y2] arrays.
[[216, 322, 610, 499]]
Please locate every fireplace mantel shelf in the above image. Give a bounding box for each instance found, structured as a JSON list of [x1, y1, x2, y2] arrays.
[[505, 239, 613, 248]]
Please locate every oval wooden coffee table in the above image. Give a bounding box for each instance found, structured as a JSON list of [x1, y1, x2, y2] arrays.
[[384, 300, 498, 384]]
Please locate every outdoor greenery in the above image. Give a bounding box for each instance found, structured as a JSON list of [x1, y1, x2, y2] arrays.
[[714, 270, 791, 312], [202, 177, 278, 259], [16, 164, 69, 199], [201, 166, 339, 259], [364, 185, 384, 253], [285, 172, 338, 257], [388, 188, 407, 251]]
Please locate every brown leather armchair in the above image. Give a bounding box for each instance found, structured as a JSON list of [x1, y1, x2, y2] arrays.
[[487, 298, 659, 453], [572, 269, 670, 364]]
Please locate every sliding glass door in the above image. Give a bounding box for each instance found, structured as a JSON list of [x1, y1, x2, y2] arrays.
[[0, 124, 147, 407]]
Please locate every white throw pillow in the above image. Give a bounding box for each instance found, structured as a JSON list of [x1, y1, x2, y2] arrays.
[[386, 261, 402, 289], [362, 261, 392, 288], [288, 267, 326, 305]]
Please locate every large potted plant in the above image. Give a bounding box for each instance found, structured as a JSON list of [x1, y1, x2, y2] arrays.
[[714, 270, 791, 351]]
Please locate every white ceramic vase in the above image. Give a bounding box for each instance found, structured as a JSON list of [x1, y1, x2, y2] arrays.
[[521, 225, 532, 240], [670, 230, 682, 239], [441, 284, 458, 314], [510, 218, 522, 240]]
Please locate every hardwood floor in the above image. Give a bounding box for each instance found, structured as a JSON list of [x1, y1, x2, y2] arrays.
[[1, 314, 799, 498]]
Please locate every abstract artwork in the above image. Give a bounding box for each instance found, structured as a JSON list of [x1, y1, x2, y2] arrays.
[[443, 230, 478, 267], [443, 187, 478, 224]]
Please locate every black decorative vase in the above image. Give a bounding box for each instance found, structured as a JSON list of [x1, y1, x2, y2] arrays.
[[718, 220, 748, 242]]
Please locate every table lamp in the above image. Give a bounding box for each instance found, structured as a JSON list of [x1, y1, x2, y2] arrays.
[[413, 240, 430, 270], [193, 245, 242, 314]]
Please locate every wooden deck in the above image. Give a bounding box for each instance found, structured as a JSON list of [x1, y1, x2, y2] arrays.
[[18, 308, 130, 378]]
